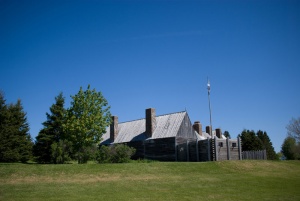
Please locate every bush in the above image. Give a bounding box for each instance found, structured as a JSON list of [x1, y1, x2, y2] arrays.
[[76, 144, 99, 164], [96, 144, 136, 163], [96, 145, 111, 163], [51, 140, 72, 164]]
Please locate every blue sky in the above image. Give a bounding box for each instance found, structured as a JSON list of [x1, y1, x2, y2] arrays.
[[1, 0, 299, 152]]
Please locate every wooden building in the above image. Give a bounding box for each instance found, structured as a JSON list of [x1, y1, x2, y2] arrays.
[[100, 108, 242, 162]]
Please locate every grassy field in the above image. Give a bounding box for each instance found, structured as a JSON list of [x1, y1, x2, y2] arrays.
[[0, 160, 299, 201]]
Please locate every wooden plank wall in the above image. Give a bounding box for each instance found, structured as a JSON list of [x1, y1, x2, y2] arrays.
[[188, 140, 198, 162], [176, 137, 188, 161], [198, 139, 210, 162], [121, 137, 242, 162], [144, 137, 176, 161], [216, 139, 228, 161], [229, 139, 240, 160], [214, 138, 241, 161], [125, 141, 144, 160], [242, 150, 267, 160]]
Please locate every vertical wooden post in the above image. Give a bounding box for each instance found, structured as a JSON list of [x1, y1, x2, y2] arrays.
[[196, 139, 199, 162], [226, 138, 230, 160], [175, 139, 178, 162], [186, 140, 189, 162], [143, 140, 146, 160], [207, 138, 211, 161], [238, 137, 242, 160], [214, 137, 218, 161]]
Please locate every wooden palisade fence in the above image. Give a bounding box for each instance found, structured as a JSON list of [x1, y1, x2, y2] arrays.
[[242, 150, 267, 160]]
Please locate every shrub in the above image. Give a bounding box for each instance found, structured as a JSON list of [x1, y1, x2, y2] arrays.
[[96, 144, 136, 163], [51, 140, 72, 164], [76, 144, 99, 164], [96, 145, 111, 163]]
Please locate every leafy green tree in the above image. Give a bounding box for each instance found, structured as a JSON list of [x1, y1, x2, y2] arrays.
[[63, 85, 111, 164], [0, 93, 33, 162], [223, 131, 231, 139], [239, 130, 264, 151], [257, 130, 277, 160], [281, 137, 299, 160], [33, 93, 69, 163]]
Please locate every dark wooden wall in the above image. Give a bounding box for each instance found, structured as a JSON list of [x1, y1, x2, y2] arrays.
[[144, 137, 176, 161], [115, 137, 241, 162], [198, 139, 211, 162], [125, 141, 144, 160]]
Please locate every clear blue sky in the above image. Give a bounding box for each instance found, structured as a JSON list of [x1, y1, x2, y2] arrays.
[[1, 0, 299, 153]]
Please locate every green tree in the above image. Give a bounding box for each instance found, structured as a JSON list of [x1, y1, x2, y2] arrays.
[[0, 93, 33, 162], [33, 93, 69, 163], [281, 137, 299, 160], [257, 130, 277, 160], [286, 117, 300, 142], [239, 129, 264, 151], [0, 91, 9, 161], [223, 131, 231, 139], [63, 85, 111, 164]]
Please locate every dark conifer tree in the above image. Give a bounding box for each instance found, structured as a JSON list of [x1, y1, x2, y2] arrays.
[[223, 131, 231, 139], [0, 93, 33, 162], [240, 129, 264, 151], [257, 130, 277, 160], [0, 91, 8, 161], [33, 92, 67, 163]]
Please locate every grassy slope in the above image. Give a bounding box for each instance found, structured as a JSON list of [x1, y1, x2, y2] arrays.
[[0, 160, 299, 201]]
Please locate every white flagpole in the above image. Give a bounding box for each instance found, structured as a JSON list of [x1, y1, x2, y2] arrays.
[[207, 78, 212, 136]]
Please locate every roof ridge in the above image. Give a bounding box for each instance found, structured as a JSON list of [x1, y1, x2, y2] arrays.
[[118, 110, 186, 124], [156, 110, 186, 117]]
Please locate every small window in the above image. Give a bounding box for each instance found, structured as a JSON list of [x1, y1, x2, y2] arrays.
[[232, 143, 237, 148], [219, 142, 223, 147]]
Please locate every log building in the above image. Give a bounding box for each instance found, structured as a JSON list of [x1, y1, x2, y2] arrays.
[[100, 108, 242, 161]]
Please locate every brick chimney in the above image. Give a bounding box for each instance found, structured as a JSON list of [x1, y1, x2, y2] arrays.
[[206, 125, 212, 136], [193, 121, 202, 136], [146, 108, 156, 138], [110, 116, 118, 143], [216, 128, 222, 138]]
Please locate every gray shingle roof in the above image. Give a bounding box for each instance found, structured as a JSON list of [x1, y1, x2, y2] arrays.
[[101, 111, 187, 144]]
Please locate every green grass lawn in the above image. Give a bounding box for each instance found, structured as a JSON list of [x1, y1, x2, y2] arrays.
[[0, 160, 299, 201]]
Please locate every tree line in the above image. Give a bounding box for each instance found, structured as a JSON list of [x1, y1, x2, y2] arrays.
[[0, 86, 135, 164]]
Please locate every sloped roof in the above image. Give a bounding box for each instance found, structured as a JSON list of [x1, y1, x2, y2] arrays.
[[101, 111, 187, 144]]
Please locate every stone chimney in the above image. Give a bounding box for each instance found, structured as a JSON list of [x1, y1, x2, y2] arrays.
[[146, 108, 156, 138], [206, 126, 212, 136], [216, 128, 222, 138], [193, 121, 202, 136], [110, 116, 118, 143]]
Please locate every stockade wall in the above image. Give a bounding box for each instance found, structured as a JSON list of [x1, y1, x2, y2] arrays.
[[122, 137, 241, 162], [125, 141, 144, 160], [144, 137, 176, 161], [242, 150, 267, 160], [198, 139, 211, 161], [214, 138, 242, 161]]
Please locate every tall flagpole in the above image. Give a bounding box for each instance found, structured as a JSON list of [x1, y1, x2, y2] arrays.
[[207, 78, 212, 136]]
